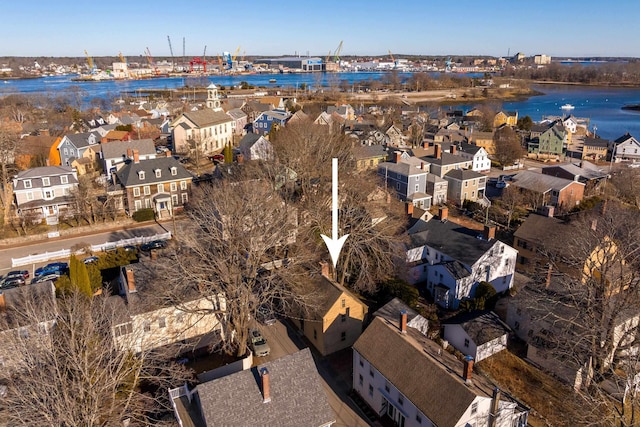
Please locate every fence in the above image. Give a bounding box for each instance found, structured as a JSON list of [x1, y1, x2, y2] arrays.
[[11, 232, 172, 267]]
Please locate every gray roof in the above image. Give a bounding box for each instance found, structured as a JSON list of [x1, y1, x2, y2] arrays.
[[238, 133, 261, 151], [196, 348, 335, 427], [511, 170, 583, 193], [459, 142, 482, 155], [444, 311, 510, 345], [541, 163, 608, 181], [226, 108, 247, 120], [0, 281, 57, 330], [513, 213, 566, 248], [410, 219, 497, 267], [258, 109, 291, 121], [13, 166, 78, 191], [100, 139, 156, 160], [614, 133, 636, 145], [583, 137, 610, 148], [354, 317, 479, 427], [444, 168, 485, 181], [352, 144, 387, 160], [180, 109, 233, 128], [421, 152, 471, 167], [62, 131, 101, 149], [378, 161, 427, 177], [115, 157, 192, 187], [443, 260, 472, 279]]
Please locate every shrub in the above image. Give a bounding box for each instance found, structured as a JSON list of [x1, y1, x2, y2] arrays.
[[132, 208, 155, 222]]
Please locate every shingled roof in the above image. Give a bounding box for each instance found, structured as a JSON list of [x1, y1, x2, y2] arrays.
[[115, 157, 192, 187], [180, 109, 233, 128], [195, 348, 335, 427]]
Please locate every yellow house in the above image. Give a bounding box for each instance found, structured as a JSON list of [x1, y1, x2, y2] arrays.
[[494, 111, 518, 128], [469, 131, 495, 155], [291, 265, 368, 356]]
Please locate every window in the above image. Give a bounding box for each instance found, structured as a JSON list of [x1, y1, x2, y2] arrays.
[[144, 199, 151, 209], [133, 186, 140, 197], [416, 414, 422, 424], [155, 169, 161, 178], [157, 184, 164, 193], [181, 193, 188, 204], [60, 175, 68, 184], [171, 167, 177, 176], [359, 358, 364, 367], [143, 186, 151, 195], [471, 402, 478, 415], [43, 189, 54, 200], [415, 184, 419, 192], [359, 374, 363, 386], [134, 200, 142, 211], [385, 382, 390, 393], [63, 147, 68, 155], [368, 384, 373, 397], [464, 338, 470, 347], [172, 194, 178, 205], [398, 394, 404, 406], [158, 317, 166, 328], [396, 182, 400, 190], [24, 179, 32, 189], [180, 181, 187, 190], [143, 321, 151, 332], [341, 298, 345, 308], [341, 331, 346, 341], [313, 329, 317, 340], [170, 182, 177, 191], [26, 192, 34, 201], [369, 368, 374, 378], [464, 181, 468, 187], [176, 312, 184, 323], [138, 171, 145, 180], [115, 323, 133, 337], [500, 245, 505, 254]]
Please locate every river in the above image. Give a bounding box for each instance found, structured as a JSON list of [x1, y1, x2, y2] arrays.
[[1, 74, 639, 140]]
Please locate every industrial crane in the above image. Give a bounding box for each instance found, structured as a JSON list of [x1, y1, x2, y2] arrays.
[[118, 52, 126, 64], [333, 40, 343, 63], [231, 46, 241, 63], [145, 47, 159, 75], [326, 50, 332, 63], [167, 35, 175, 71], [84, 50, 95, 73], [388, 50, 397, 68], [189, 45, 208, 73]]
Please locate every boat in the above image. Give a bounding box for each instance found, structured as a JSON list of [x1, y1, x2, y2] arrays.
[[561, 104, 575, 110], [269, 78, 277, 83]]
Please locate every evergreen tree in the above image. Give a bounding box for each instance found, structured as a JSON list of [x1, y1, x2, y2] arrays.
[[224, 142, 233, 164]]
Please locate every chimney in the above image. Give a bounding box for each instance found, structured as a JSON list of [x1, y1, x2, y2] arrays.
[[0, 292, 5, 311], [406, 202, 414, 216], [319, 261, 330, 279], [165, 150, 172, 158], [435, 144, 442, 159], [40, 128, 49, 136], [127, 148, 132, 159], [133, 149, 140, 164], [439, 206, 449, 221], [101, 137, 107, 144], [400, 310, 407, 334], [545, 263, 553, 289], [126, 269, 136, 293], [237, 153, 245, 164], [261, 367, 271, 403], [488, 388, 501, 427], [591, 219, 598, 231], [483, 225, 496, 241], [395, 151, 402, 163], [463, 355, 474, 382], [422, 141, 429, 149], [451, 144, 457, 155]]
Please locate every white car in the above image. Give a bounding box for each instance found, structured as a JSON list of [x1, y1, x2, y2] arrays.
[[249, 329, 270, 357]]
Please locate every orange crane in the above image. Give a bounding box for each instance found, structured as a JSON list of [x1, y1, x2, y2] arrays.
[[145, 47, 159, 75], [84, 50, 95, 73]]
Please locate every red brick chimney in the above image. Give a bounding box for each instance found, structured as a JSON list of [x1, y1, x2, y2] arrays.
[[451, 144, 457, 155], [0, 292, 5, 311], [439, 206, 449, 221], [395, 151, 402, 163], [463, 356, 474, 382], [400, 310, 407, 334], [422, 141, 429, 149], [133, 149, 140, 164], [483, 225, 496, 241], [261, 367, 271, 403], [435, 144, 442, 159], [320, 261, 330, 279], [406, 202, 414, 216], [126, 269, 136, 293], [165, 150, 172, 158]]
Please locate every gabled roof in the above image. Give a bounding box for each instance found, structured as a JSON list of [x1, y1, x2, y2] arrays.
[[239, 133, 264, 151], [421, 152, 471, 167], [256, 109, 291, 122], [378, 161, 427, 177], [444, 168, 485, 181], [226, 108, 247, 120], [100, 139, 156, 160], [352, 144, 387, 160], [196, 348, 335, 427], [582, 137, 610, 148], [614, 133, 636, 145], [409, 219, 496, 267], [115, 157, 192, 187], [513, 212, 566, 247], [458, 142, 483, 155], [61, 131, 101, 149], [443, 310, 511, 345], [511, 170, 584, 193], [14, 165, 76, 182], [354, 317, 479, 427], [179, 109, 233, 128]]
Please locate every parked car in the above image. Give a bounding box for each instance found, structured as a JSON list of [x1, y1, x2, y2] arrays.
[[31, 273, 61, 284], [257, 304, 277, 326], [5, 270, 29, 280], [140, 240, 168, 251], [249, 329, 270, 357], [209, 154, 225, 163], [83, 256, 99, 264], [1, 275, 25, 288], [496, 180, 509, 189], [35, 262, 69, 277]]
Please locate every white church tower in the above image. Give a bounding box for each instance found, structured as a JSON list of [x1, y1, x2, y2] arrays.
[[206, 83, 222, 111]]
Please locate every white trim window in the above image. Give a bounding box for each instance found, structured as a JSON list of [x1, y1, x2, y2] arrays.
[[60, 175, 68, 184], [171, 167, 177, 176], [170, 182, 177, 191], [157, 184, 164, 193], [134, 200, 142, 211], [23, 179, 32, 189], [155, 169, 161, 178], [180, 181, 187, 190], [181, 193, 188, 204], [143, 186, 151, 196], [43, 189, 54, 200], [133, 187, 140, 197], [42, 177, 50, 187], [26, 192, 34, 201]]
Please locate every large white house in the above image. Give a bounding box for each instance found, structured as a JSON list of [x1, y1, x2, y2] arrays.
[[406, 207, 518, 309], [353, 300, 529, 427]]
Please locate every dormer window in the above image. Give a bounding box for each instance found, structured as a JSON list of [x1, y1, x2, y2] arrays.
[[42, 177, 50, 186], [60, 175, 68, 184], [170, 167, 177, 176], [155, 169, 161, 178], [24, 179, 32, 189], [138, 171, 145, 180]]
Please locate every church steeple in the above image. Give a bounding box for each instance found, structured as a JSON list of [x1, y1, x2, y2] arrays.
[[206, 83, 222, 111]]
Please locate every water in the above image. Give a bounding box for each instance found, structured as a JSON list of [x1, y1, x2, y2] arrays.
[[2, 74, 639, 140]]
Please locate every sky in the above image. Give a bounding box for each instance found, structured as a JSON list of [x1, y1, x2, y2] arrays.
[[3, 0, 640, 59]]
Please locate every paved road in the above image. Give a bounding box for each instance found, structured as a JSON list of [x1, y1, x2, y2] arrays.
[[257, 320, 373, 427], [0, 221, 170, 276]]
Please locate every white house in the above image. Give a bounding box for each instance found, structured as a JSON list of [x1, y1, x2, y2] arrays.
[[562, 115, 578, 134], [442, 311, 511, 362], [406, 207, 518, 309], [458, 142, 491, 173], [613, 133, 640, 163], [12, 166, 79, 224], [238, 133, 273, 161], [353, 301, 529, 427]]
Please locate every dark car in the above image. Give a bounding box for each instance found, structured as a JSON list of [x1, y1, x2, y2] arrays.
[[31, 273, 61, 284], [6, 270, 29, 280], [35, 262, 69, 277], [1, 275, 26, 288], [140, 240, 168, 251]]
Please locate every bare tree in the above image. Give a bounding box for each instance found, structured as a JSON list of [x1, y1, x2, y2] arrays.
[[609, 168, 640, 209], [493, 126, 525, 167], [499, 185, 525, 229], [0, 289, 189, 426], [0, 121, 20, 226]]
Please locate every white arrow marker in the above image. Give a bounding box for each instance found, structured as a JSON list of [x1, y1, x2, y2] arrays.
[[321, 158, 349, 269]]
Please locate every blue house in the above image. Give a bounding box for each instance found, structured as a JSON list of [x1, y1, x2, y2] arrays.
[[56, 131, 101, 167], [253, 109, 291, 136]]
